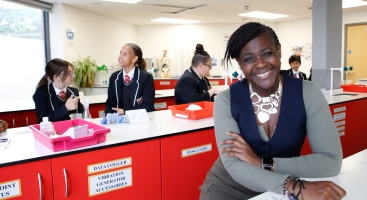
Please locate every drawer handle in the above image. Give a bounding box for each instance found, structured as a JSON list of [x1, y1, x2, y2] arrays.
[[26, 117, 29, 126], [38, 173, 42, 200], [64, 168, 68, 197], [12, 119, 15, 128]]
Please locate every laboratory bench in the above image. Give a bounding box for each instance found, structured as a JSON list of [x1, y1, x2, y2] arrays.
[[1, 88, 367, 199]]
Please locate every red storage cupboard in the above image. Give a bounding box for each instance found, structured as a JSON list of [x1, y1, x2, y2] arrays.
[[0, 159, 53, 200], [161, 128, 219, 200], [51, 139, 161, 200]]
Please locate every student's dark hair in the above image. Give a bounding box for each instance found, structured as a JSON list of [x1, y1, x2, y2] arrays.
[[126, 43, 146, 70], [289, 55, 301, 65], [224, 22, 279, 69], [192, 44, 211, 68], [36, 58, 73, 89]]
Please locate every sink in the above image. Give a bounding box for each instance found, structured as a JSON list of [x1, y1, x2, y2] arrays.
[[333, 93, 358, 97]]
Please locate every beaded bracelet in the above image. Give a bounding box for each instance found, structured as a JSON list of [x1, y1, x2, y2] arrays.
[[288, 179, 305, 200], [282, 176, 294, 195]]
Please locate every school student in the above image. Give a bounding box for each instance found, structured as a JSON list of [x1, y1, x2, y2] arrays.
[[33, 58, 84, 123], [105, 43, 155, 115], [283, 55, 307, 80], [174, 44, 221, 104]]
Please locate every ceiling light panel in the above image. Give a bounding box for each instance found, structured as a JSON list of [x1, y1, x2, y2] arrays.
[[238, 11, 289, 20], [342, 0, 367, 8], [151, 18, 200, 24]]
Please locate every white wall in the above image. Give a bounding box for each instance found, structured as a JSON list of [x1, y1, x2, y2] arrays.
[[137, 23, 277, 77], [50, 4, 137, 68], [276, 18, 313, 76]]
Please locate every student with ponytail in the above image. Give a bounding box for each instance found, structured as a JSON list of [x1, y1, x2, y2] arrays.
[[105, 43, 155, 115], [174, 44, 221, 104], [33, 58, 84, 123]]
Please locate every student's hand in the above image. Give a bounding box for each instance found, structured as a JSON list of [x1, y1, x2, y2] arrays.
[[65, 96, 79, 111], [220, 132, 262, 168], [208, 88, 221, 97], [112, 107, 125, 115], [287, 180, 346, 200]]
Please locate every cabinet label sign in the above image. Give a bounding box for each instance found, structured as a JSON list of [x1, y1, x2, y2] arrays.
[[334, 106, 346, 113], [182, 144, 212, 157], [0, 179, 21, 199], [334, 112, 346, 121], [88, 157, 132, 174], [88, 167, 132, 196], [335, 120, 345, 127]]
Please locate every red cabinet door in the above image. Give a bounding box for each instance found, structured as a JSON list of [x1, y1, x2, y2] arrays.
[[0, 159, 53, 199], [0, 112, 20, 128], [329, 102, 356, 158], [19, 110, 38, 127], [154, 80, 175, 90], [51, 139, 161, 200], [89, 103, 106, 118], [161, 128, 219, 200], [352, 98, 367, 153], [154, 97, 176, 110]]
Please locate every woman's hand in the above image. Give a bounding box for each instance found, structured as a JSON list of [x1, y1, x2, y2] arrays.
[[65, 96, 79, 111], [220, 132, 262, 168], [112, 107, 125, 115], [287, 180, 346, 200]]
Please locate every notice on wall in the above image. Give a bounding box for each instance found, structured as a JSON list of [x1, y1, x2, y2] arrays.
[[334, 106, 346, 113], [0, 179, 21, 199], [88, 167, 132, 196], [305, 43, 312, 60], [334, 112, 346, 121], [88, 157, 132, 174], [182, 144, 212, 158]]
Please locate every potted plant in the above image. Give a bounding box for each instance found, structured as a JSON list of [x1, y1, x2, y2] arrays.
[[72, 55, 99, 88]]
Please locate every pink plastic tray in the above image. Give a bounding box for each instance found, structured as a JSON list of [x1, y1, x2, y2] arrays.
[[29, 119, 110, 152]]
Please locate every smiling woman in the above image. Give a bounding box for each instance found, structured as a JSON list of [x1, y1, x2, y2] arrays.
[[199, 22, 346, 200]]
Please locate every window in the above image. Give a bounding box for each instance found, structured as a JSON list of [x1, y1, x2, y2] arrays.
[[0, 0, 49, 103]]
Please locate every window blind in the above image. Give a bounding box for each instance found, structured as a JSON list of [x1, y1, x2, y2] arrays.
[[3, 0, 52, 12]]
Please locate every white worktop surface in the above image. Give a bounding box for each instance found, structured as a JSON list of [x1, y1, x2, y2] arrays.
[[0, 110, 214, 166], [250, 149, 367, 200]]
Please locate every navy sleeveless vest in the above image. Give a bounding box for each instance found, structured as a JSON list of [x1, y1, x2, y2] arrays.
[[230, 74, 307, 158]]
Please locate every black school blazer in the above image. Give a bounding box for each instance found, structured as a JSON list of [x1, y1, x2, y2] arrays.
[[174, 67, 211, 104], [33, 84, 84, 123], [105, 67, 155, 114]]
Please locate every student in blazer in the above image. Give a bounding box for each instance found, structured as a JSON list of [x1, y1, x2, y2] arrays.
[[105, 43, 155, 114], [175, 44, 221, 104], [282, 55, 307, 80], [33, 58, 84, 123]]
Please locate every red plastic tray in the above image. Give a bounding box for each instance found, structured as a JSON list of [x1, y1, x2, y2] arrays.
[[168, 101, 214, 120], [341, 84, 367, 93], [29, 119, 110, 152]]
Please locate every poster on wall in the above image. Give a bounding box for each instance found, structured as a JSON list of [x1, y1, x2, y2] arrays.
[[291, 46, 304, 57], [304, 43, 312, 60], [66, 25, 76, 47]]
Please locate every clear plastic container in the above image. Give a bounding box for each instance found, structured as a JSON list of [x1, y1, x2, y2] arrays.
[[40, 117, 54, 136]]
